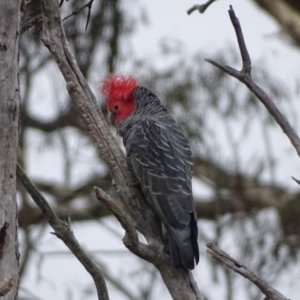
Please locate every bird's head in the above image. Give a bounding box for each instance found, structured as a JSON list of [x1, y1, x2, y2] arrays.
[[100, 74, 139, 125]]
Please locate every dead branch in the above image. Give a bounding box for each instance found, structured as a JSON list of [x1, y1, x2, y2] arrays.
[[205, 5, 300, 159], [16, 163, 110, 300], [206, 242, 289, 300]]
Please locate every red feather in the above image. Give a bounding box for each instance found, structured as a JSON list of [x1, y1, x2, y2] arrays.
[[100, 74, 139, 98], [100, 74, 139, 123]]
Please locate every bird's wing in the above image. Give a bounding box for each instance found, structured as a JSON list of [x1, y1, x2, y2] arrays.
[[126, 117, 194, 230]]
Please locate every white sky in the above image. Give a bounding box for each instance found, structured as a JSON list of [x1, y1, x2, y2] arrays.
[[21, 1, 300, 300]]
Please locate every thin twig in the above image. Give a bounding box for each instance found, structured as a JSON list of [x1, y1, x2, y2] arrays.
[[16, 163, 110, 300], [206, 242, 289, 300], [291, 176, 300, 185], [85, 0, 94, 30], [187, 0, 217, 15], [205, 5, 300, 159], [62, 0, 94, 30]]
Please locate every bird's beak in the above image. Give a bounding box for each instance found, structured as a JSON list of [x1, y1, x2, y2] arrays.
[[107, 111, 116, 126]]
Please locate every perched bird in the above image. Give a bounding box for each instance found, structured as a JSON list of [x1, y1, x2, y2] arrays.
[[100, 75, 199, 270]]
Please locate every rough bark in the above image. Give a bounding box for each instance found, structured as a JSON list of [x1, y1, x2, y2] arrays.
[[0, 1, 23, 299]]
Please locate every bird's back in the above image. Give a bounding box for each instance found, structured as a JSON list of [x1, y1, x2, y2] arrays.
[[118, 88, 199, 269]]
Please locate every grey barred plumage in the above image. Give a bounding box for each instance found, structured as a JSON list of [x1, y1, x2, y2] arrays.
[[118, 86, 199, 270]]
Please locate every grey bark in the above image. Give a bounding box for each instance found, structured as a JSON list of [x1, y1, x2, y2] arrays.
[[0, 0, 23, 299]]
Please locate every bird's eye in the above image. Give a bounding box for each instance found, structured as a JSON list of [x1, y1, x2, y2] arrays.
[[114, 104, 119, 111]]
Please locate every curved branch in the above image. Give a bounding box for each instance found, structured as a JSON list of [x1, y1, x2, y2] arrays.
[[205, 6, 300, 158], [16, 164, 110, 300], [206, 242, 289, 300]]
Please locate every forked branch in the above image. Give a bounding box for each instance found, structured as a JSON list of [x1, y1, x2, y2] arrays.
[[205, 5, 300, 158]]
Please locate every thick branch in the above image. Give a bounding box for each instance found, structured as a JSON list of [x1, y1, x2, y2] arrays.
[[206, 243, 289, 300], [205, 6, 300, 158], [16, 164, 110, 300]]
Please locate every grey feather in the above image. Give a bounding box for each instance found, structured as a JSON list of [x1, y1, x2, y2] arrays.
[[118, 86, 199, 269]]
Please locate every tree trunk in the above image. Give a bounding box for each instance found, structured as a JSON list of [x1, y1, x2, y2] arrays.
[[0, 1, 22, 299]]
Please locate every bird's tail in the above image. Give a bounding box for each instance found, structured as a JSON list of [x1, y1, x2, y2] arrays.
[[166, 215, 199, 270]]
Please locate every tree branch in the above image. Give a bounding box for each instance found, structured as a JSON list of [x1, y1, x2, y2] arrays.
[[187, 0, 217, 15], [37, 0, 203, 298], [94, 187, 166, 264], [206, 242, 289, 300], [16, 163, 110, 300], [205, 5, 300, 159], [62, 0, 94, 30], [18, 155, 289, 228]]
